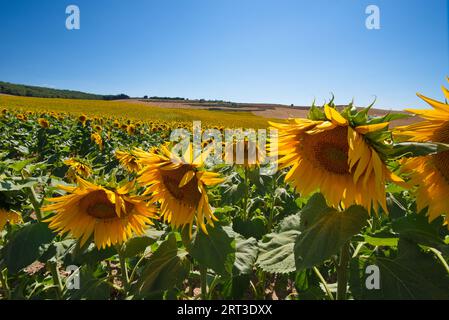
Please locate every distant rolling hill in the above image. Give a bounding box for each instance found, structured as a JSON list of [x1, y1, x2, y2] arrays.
[[0, 81, 129, 100]]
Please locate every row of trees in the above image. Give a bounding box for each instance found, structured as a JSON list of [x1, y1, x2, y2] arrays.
[[0, 81, 129, 100]]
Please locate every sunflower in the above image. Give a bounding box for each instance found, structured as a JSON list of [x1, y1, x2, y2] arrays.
[[78, 114, 87, 126], [127, 124, 136, 135], [136, 144, 224, 235], [91, 132, 103, 150], [116, 149, 143, 173], [38, 118, 50, 128], [270, 104, 405, 213], [64, 158, 92, 181], [395, 83, 449, 226], [0, 209, 21, 230], [43, 178, 157, 249]]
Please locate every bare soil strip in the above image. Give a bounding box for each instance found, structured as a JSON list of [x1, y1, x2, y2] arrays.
[[117, 99, 419, 127]]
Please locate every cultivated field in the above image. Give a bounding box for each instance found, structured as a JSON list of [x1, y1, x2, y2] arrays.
[[0, 95, 271, 128], [0, 91, 447, 300]]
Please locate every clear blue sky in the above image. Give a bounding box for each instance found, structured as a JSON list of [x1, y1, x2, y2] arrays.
[[0, 0, 448, 110]]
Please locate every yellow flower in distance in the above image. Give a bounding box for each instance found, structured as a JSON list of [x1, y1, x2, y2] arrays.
[[78, 114, 87, 125], [270, 105, 405, 213], [91, 132, 103, 150], [137, 144, 224, 235], [116, 149, 143, 173], [38, 118, 50, 128], [127, 124, 136, 135], [64, 158, 92, 180], [43, 178, 157, 249], [395, 83, 449, 226], [0, 209, 21, 230]]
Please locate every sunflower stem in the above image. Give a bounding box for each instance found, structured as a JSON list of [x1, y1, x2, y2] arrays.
[[0, 268, 11, 300], [207, 275, 220, 299], [336, 241, 351, 300], [266, 175, 278, 231], [129, 254, 147, 283], [48, 261, 63, 299], [372, 215, 381, 232], [199, 265, 208, 300], [429, 247, 449, 275], [313, 267, 334, 300], [27, 186, 42, 221], [117, 247, 130, 293], [243, 167, 250, 220]]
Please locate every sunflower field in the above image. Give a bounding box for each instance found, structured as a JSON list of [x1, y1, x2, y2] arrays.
[[1, 83, 449, 301]]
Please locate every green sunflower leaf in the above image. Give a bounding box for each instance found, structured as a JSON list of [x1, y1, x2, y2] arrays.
[[189, 225, 235, 276], [294, 194, 369, 270], [2, 222, 55, 273], [135, 232, 190, 296], [387, 142, 449, 158], [256, 229, 300, 274], [350, 239, 449, 299]]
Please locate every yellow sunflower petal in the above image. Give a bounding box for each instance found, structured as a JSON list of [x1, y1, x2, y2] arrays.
[[417, 93, 449, 113], [442, 85, 449, 101], [324, 105, 348, 125], [355, 122, 389, 134], [179, 170, 196, 188]]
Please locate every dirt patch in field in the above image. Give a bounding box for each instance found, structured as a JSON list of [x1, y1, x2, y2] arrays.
[[117, 99, 420, 127], [117, 99, 270, 112], [252, 107, 309, 119], [118, 99, 296, 112]]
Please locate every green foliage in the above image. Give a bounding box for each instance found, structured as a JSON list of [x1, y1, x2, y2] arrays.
[[233, 235, 258, 275], [134, 233, 190, 297], [2, 222, 55, 273], [386, 142, 449, 158], [393, 213, 446, 249], [0, 81, 129, 100], [66, 266, 111, 300], [363, 235, 399, 247], [294, 195, 369, 270], [350, 240, 449, 299], [120, 229, 165, 259], [256, 230, 300, 274], [232, 216, 266, 240], [188, 225, 235, 276]]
